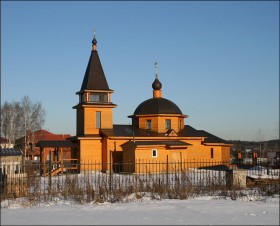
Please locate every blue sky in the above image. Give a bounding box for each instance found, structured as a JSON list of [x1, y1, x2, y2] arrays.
[[1, 1, 279, 141]]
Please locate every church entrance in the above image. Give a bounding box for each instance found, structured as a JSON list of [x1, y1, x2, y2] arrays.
[[112, 151, 123, 173]]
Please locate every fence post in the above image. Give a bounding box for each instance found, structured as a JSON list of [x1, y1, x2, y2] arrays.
[[180, 152, 183, 172], [166, 155, 169, 188], [39, 162, 42, 176], [109, 151, 112, 199], [48, 160, 52, 188], [266, 162, 270, 176], [226, 169, 247, 189]]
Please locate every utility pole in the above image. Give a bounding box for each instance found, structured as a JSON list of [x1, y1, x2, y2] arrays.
[[258, 129, 262, 158]]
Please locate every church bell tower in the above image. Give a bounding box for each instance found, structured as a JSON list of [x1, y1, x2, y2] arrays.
[[73, 30, 116, 137]]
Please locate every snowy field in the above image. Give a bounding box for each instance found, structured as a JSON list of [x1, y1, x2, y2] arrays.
[[1, 194, 279, 225]]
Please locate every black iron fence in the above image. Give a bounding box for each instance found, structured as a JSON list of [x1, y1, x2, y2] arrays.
[[1, 160, 279, 206]]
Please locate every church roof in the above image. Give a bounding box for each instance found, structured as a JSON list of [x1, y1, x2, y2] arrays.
[[100, 125, 162, 137], [100, 125, 229, 144], [131, 97, 183, 116], [198, 130, 230, 144], [177, 125, 206, 137], [178, 126, 230, 144], [120, 140, 192, 150], [132, 140, 191, 147], [80, 39, 111, 92], [129, 62, 185, 117]]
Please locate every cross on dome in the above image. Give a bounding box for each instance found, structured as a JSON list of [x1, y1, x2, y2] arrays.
[[154, 61, 159, 79]]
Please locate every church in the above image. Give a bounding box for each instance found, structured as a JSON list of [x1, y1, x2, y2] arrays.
[[68, 32, 232, 173]]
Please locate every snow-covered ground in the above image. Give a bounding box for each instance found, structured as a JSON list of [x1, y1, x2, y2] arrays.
[[1, 194, 279, 225], [1, 167, 279, 225]]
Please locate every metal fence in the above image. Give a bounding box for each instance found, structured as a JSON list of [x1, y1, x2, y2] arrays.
[[1, 160, 279, 205]]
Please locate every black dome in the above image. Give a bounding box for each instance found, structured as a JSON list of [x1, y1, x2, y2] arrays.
[[152, 79, 162, 90], [133, 98, 182, 115]]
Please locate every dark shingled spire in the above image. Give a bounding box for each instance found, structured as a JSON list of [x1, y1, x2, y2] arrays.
[[80, 36, 110, 91]]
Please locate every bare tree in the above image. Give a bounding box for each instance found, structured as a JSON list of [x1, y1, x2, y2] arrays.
[[19, 96, 46, 159], [29, 101, 46, 155], [20, 96, 32, 158], [1, 96, 46, 159], [30, 101, 46, 132], [0, 101, 21, 146], [1, 102, 10, 141]]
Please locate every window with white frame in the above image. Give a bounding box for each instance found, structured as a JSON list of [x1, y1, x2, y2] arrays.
[[152, 149, 157, 158]]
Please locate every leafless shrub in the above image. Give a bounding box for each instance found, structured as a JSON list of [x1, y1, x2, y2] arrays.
[[2, 161, 279, 207], [60, 174, 84, 203], [85, 181, 95, 203], [110, 187, 126, 203], [26, 175, 41, 205], [252, 183, 280, 198]]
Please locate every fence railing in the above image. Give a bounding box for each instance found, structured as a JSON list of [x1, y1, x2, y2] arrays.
[[1, 160, 279, 205]]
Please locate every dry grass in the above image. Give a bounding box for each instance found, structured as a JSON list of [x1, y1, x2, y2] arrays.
[[1, 162, 279, 207]]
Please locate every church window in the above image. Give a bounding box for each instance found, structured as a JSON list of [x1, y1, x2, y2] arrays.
[[80, 94, 86, 103], [89, 93, 108, 103], [102, 94, 108, 102], [152, 149, 157, 158], [165, 119, 171, 130], [146, 119, 152, 130], [90, 93, 99, 102], [210, 148, 214, 158], [96, 111, 101, 128]]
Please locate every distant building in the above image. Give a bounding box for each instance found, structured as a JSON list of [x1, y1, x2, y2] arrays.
[[0, 147, 23, 174], [15, 130, 71, 161]]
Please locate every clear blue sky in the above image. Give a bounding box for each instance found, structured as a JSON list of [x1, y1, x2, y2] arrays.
[[1, 1, 279, 141]]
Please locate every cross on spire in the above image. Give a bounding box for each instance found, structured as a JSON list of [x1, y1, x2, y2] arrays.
[[92, 27, 97, 51], [93, 28, 96, 38]]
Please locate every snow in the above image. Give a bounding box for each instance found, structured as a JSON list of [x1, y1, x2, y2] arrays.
[[1, 194, 279, 225], [247, 166, 280, 179], [1, 167, 279, 225]]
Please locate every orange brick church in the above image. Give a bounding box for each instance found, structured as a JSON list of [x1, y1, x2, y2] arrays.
[[66, 32, 232, 172]]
